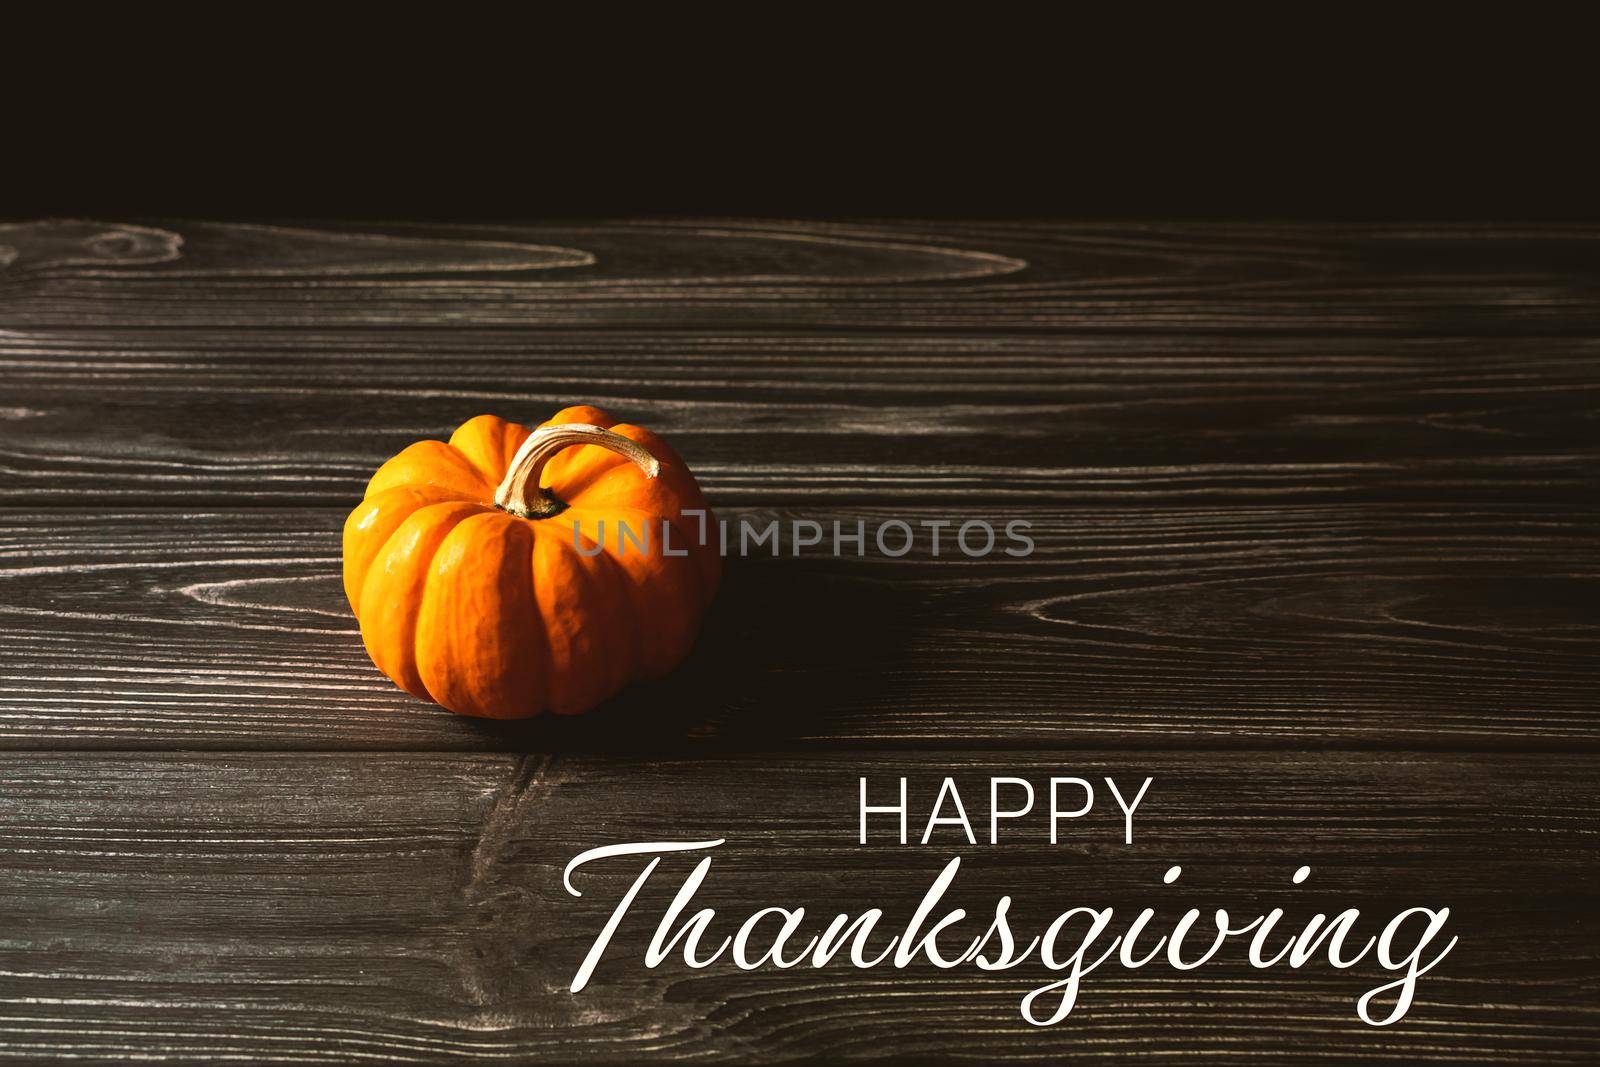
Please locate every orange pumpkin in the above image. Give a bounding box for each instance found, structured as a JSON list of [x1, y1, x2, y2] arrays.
[[342, 406, 719, 718]]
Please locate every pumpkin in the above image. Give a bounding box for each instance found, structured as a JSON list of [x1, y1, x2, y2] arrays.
[[342, 406, 719, 718]]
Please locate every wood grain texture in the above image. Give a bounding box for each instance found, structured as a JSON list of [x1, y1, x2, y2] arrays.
[[0, 505, 1593, 750], [0, 751, 1592, 1064], [5, 219, 1600, 331], [2, 219, 1598, 1061], [1, 330, 1596, 508]]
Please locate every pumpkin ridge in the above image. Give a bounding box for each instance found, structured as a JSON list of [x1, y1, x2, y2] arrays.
[[565, 504, 706, 680], [359, 499, 485, 703], [529, 521, 631, 714], [365, 439, 493, 502], [404, 505, 485, 708], [415, 512, 549, 718], [364, 496, 488, 613], [448, 414, 532, 490], [344, 485, 473, 609]]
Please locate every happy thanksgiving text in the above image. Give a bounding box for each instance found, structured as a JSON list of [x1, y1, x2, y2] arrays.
[[561, 776, 1457, 1027]]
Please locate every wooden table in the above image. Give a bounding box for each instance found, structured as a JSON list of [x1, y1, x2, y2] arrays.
[[1, 219, 1596, 1062]]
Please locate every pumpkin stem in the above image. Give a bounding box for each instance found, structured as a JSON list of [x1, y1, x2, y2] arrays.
[[493, 423, 661, 519]]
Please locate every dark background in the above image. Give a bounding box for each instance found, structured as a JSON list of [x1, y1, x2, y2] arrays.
[[13, 28, 1596, 223]]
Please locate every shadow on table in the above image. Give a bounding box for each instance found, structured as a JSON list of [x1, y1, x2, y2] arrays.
[[454, 555, 912, 753]]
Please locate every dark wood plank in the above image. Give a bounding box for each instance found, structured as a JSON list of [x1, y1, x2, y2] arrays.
[[3, 218, 1598, 1064], [0, 751, 1592, 1063], [2, 505, 1593, 751], [6, 220, 1600, 332], [2, 330, 1596, 508]]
